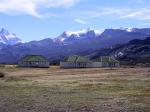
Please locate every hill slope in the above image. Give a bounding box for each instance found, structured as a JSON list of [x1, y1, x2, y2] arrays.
[[87, 37, 150, 65]]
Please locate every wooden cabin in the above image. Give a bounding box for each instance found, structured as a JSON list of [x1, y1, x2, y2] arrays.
[[92, 56, 120, 67], [18, 55, 49, 68], [60, 55, 120, 68], [60, 55, 92, 68]]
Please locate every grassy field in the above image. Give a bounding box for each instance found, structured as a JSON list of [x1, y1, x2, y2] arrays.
[[0, 66, 150, 112]]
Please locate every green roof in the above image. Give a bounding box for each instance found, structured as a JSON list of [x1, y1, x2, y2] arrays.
[[93, 56, 119, 63], [22, 55, 48, 62], [67, 56, 78, 62], [64, 55, 91, 62]]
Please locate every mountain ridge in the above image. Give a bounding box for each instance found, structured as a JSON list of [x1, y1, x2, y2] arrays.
[[0, 27, 150, 64]]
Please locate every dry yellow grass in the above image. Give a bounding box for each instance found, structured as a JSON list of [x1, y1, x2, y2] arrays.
[[0, 66, 150, 112]]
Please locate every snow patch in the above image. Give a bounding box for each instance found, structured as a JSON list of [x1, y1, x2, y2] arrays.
[[65, 28, 104, 37]]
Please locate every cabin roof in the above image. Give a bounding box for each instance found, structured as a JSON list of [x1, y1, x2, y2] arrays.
[[64, 55, 91, 63], [93, 56, 119, 63], [21, 55, 48, 62]]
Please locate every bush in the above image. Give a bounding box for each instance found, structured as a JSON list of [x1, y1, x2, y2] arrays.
[[0, 64, 5, 67], [0, 72, 5, 78]]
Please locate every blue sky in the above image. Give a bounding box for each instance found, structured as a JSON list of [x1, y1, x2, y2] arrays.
[[0, 0, 150, 42]]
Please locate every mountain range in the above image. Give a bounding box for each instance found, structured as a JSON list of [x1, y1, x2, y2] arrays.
[[0, 27, 150, 64]]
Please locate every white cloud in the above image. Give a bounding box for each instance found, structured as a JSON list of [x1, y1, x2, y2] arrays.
[[72, 7, 126, 20], [122, 8, 150, 20], [75, 7, 150, 20], [74, 18, 87, 24], [0, 0, 80, 18], [140, 23, 150, 26], [1, 0, 150, 21]]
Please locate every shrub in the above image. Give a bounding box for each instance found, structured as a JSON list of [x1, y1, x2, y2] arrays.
[[0, 64, 5, 67], [0, 72, 5, 78]]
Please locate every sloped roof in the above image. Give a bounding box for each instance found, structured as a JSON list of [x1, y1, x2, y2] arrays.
[[67, 55, 78, 62], [64, 55, 91, 62], [21, 55, 48, 62], [93, 56, 119, 63]]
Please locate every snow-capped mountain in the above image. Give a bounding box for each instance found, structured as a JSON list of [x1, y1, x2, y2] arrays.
[[112, 27, 135, 32], [54, 28, 149, 44], [64, 28, 104, 37], [55, 28, 105, 43], [0, 28, 22, 45]]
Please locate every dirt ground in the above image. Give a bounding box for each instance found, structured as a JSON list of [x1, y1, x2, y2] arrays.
[[0, 66, 150, 112]]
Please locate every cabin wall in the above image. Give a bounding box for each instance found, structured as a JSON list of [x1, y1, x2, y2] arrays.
[[101, 62, 109, 67], [114, 62, 120, 67], [60, 62, 73, 68], [60, 62, 120, 68], [102, 62, 120, 67], [91, 62, 120, 68], [92, 62, 103, 68], [60, 62, 93, 68], [18, 61, 49, 68], [60, 62, 102, 68]]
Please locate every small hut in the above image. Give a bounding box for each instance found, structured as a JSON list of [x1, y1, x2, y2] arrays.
[[60, 55, 120, 68], [92, 56, 120, 67], [18, 55, 49, 68], [60, 55, 92, 68]]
